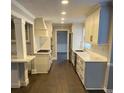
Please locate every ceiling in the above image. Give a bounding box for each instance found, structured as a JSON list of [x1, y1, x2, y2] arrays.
[[16, 0, 111, 24]]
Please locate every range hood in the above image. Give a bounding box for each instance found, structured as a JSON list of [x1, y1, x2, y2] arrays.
[[34, 17, 47, 30]]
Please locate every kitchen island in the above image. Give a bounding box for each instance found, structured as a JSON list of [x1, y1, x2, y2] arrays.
[[33, 49, 52, 74]]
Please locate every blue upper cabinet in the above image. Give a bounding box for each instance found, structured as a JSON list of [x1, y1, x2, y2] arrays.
[[84, 2, 112, 45]]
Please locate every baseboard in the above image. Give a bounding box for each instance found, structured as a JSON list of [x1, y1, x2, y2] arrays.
[[20, 78, 29, 86], [31, 69, 37, 74], [104, 87, 107, 93], [104, 88, 113, 93], [107, 89, 113, 93], [52, 57, 57, 60], [32, 67, 49, 74], [31, 68, 49, 74], [11, 81, 20, 88], [32, 71, 48, 74], [86, 88, 104, 90]]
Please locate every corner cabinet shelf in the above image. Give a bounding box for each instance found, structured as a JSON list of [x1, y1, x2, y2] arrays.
[[84, 2, 112, 44], [76, 55, 107, 90]]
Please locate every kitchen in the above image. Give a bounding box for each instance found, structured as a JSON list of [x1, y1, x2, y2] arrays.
[[11, 0, 113, 93]]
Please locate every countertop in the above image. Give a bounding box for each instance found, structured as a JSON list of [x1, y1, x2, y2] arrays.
[[75, 50, 107, 62], [11, 55, 36, 63]]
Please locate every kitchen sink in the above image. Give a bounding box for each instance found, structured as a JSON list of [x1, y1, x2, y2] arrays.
[[75, 50, 84, 52], [37, 50, 50, 52]]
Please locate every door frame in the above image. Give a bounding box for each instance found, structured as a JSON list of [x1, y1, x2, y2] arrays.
[[55, 29, 69, 60]]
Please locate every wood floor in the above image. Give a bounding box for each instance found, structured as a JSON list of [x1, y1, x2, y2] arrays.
[[11, 61, 87, 93]]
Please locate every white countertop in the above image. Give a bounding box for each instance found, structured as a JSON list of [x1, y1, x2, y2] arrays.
[[11, 55, 36, 63], [75, 50, 107, 62]]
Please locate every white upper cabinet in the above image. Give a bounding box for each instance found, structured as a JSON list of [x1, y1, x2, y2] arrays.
[[84, 2, 112, 45]]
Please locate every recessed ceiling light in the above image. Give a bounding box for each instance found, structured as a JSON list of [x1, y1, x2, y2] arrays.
[[61, 11, 66, 15], [61, 18, 65, 20], [61, 0, 69, 5]]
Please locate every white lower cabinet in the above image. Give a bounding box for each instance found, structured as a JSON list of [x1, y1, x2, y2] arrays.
[[76, 55, 107, 90], [71, 50, 75, 66], [33, 54, 52, 74], [76, 56, 85, 84]]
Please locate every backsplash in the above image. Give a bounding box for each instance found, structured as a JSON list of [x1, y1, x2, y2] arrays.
[[88, 44, 110, 58]]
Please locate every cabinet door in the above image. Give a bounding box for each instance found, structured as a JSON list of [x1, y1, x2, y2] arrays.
[[84, 18, 89, 42], [84, 9, 101, 44], [92, 9, 100, 44], [34, 55, 49, 73], [85, 16, 92, 43], [85, 14, 96, 43], [85, 62, 107, 89], [89, 14, 94, 43]]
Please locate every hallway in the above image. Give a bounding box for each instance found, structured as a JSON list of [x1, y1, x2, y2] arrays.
[[11, 60, 86, 93]]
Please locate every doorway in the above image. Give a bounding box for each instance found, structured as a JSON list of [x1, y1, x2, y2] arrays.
[[56, 31, 68, 63]]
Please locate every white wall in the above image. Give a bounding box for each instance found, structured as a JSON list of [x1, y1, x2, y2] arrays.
[[72, 23, 84, 50]]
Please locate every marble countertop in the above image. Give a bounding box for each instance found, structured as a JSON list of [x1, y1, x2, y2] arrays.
[[75, 50, 108, 62], [11, 55, 36, 63]]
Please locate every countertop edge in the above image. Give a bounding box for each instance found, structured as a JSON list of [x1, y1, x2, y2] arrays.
[[11, 55, 36, 63]]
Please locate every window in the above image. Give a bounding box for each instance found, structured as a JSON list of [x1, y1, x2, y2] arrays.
[[25, 22, 30, 42], [11, 20, 31, 42], [11, 19, 16, 41]]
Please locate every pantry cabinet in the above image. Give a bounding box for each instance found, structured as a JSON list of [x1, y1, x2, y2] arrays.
[[84, 2, 111, 44]]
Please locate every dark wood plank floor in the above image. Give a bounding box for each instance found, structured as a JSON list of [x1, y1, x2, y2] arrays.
[[11, 61, 86, 93]]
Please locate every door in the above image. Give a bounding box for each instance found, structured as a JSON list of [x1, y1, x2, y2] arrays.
[[57, 31, 67, 63]]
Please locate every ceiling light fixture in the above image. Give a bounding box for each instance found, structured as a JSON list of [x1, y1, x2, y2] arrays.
[[61, 0, 69, 5], [61, 11, 66, 15], [61, 18, 65, 20]]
